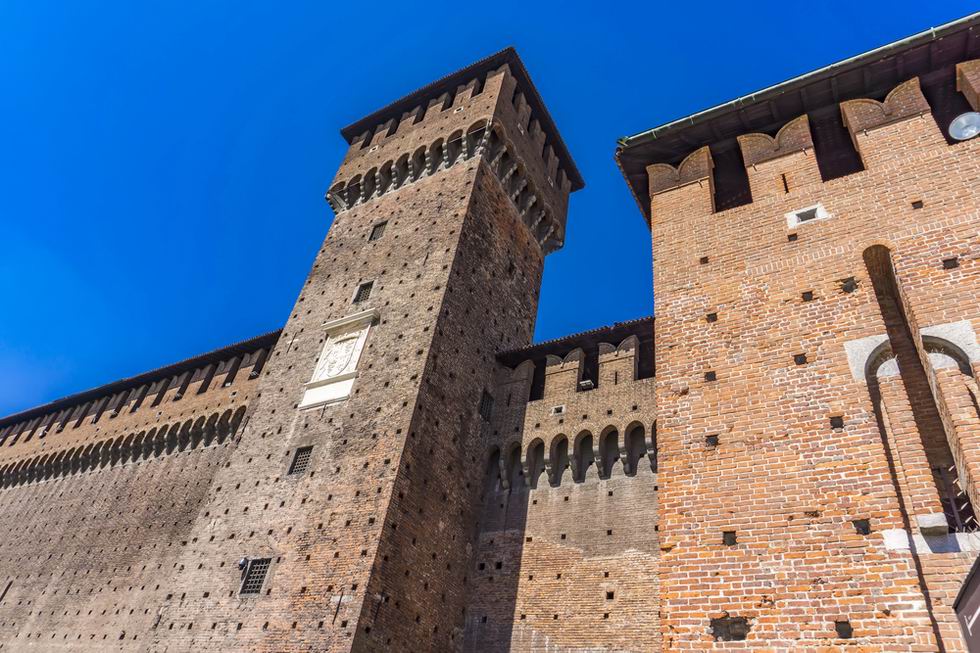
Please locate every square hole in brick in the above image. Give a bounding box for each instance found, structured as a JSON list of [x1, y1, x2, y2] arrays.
[[830, 416, 844, 430], [840, 277, 857, 293], [802, 290, 814, 302], [706, 313, 718, 323], [700, 256, 709, 265], [852, 519, 871, 535], [706, 434, 719, 448], [794, 353, 807, 366], [704, 371, 717, 382], [943, 257, 960, 269], [606, 591, 614, 600], [911, 200, 924, 209], [722, 531, 737, 546], [560, 533, 566, 540], [787, 233, 798, 242], [835, 620, 853, 639], [710, 616, 749, 641], [606, 529, 613, 536]]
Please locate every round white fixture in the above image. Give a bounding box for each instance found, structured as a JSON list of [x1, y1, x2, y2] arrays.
[[949, 112, 980, 141]]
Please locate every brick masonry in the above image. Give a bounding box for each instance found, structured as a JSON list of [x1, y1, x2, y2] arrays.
[[0, 22, 979, 653]]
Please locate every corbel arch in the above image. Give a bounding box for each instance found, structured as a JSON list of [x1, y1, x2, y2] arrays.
[[549, 434, 570, 487], [524, 438, 545, 489], [572, 429, 596, 483]]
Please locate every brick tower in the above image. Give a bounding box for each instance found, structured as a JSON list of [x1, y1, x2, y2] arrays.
[[617, 16, 980, 651], [149, 48, 582, 651]]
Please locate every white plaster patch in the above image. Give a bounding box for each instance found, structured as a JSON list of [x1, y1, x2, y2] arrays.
[[881, 528, 980, 553], [928, 351, 963, 370], [843, 334, 890, 381], [916, 512, 950, 535], [882, 528, 911, 550], [921, 320, 980, 363]]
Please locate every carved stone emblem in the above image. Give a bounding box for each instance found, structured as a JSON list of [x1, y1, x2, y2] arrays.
[[313, 333, 359, 381]]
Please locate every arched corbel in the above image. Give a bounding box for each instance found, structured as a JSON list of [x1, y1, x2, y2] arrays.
[[737, 115, 813, 167]]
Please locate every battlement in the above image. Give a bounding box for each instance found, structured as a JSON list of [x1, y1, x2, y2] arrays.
[[327, 48, 583, 255], [617, 15, 980, 223], [0, 330, 277, 461]]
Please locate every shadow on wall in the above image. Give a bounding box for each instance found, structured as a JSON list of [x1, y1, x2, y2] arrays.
[[463, 422, 657, 651]]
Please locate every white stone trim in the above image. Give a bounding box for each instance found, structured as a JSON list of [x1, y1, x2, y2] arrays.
[[785, 202, 831, 229], [843, 334, 890, 381], [920, 320, 980, 364], [320, 307, 380, 333], [882, 528, 980, 553], [298, 308, 379, 410]]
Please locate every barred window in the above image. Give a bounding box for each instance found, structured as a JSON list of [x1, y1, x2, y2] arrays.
[[353, 281, 373, 304], [478, 391, 494, 422], [369, 221, 388, 241], [240, 558, 271, 595], [288, 446, 313, 475]]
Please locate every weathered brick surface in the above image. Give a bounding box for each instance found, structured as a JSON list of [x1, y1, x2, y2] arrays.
[[648, 71, 980, 650], [2, 33, 979, 653], [0, 336, 268, 650], [464, 331, 660, 652]]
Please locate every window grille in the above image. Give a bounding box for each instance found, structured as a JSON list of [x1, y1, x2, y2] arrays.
[[353, 282, 373, 304], [369, 221, 387, 241], [240, 558, 271, 595], [478, 391, 494, 422], [288, 446, 313, 475]]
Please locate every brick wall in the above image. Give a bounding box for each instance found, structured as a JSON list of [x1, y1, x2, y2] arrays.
[[648, 72, 980, 650]]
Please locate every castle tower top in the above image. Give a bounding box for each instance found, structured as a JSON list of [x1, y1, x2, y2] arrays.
[[340, 47, 583, 189], [327, 47, 583, 255]]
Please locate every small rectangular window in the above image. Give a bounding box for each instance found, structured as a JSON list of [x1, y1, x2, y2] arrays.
[[240, 558, 271, 595], [353, 282, 373, 304], [785, 203, 830, 228], [550, 405, 565, 416], [369, 221, 388, 241], [478, 391, 494, 422], [288, 446, 313, 475]]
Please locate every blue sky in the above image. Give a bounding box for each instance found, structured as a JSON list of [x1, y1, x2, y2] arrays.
[[0, 1, 974, 416]]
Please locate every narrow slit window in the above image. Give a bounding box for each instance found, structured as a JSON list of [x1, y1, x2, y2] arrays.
[[288, 446, 313, 475], [478, 391, 494, 422], [240, 558, 271, 595]]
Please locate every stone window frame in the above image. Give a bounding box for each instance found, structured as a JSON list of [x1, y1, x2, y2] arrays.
[[785, 202, 831, 229]]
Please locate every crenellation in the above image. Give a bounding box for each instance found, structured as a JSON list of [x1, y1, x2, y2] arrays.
[[3, 20, 979, 652], [957, 59, 980, 110]]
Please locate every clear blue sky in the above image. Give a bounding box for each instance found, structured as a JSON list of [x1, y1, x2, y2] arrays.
[[0, 2, 974, 416]]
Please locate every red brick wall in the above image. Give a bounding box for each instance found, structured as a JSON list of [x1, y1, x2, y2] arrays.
[[649, 75, 980, 650]]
